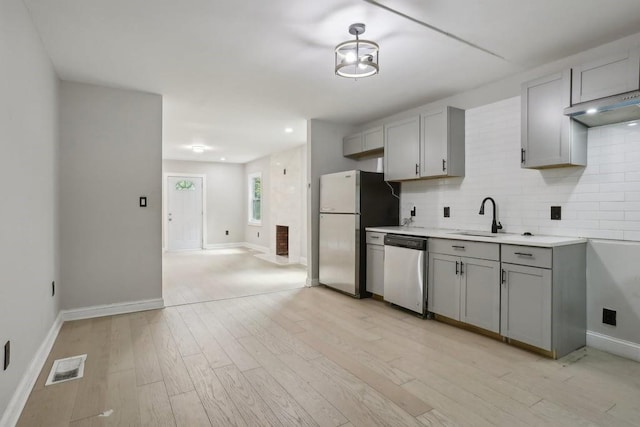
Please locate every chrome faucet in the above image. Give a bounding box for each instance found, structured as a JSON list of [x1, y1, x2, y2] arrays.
[[479, 197, 502, 233]]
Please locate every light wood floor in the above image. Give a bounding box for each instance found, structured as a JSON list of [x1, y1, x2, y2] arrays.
[[162, 248, 307, 306], [18, 286, 640, 426]]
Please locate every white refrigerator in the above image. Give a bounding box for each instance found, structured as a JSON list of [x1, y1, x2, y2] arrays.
[[319, 170, 399, 297]]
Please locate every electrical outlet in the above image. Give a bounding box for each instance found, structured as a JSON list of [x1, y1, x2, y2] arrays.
[[257, 232, 260, 237], [4, 341, 9, 370], [410, 206, 416, 217], [603, 308, 617, 326], [52, 281, 55, 296], [444, 207, 450, 218], [551, 206, 561, 220], [225, 230, 229, 235]]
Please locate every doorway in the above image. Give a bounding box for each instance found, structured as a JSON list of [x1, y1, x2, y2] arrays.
[[165, 175, 204, 251]]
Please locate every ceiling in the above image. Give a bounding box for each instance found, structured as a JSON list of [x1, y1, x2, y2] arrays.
[[23, 0, 640, 163]]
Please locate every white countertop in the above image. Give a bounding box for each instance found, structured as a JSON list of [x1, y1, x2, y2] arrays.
[[365, 226, 587, 248]]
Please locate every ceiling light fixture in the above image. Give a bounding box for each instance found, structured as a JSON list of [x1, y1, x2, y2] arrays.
[[335, 23, 379, 78], [192, 145, 205, 153], [284, 127, 293, 133], [220, 157, 226, 161], [586, 108, 598, 114]]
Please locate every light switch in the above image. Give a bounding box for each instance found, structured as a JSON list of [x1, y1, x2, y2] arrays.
[[139, 196, 147, 207]]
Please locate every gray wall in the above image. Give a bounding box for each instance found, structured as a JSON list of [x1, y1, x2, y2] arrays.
[[307, 119, 358, 282], [0, 0, 60, 419], [59, 82, 162, 310], [244, 156, 271, 249], [163, 160, 244, 246]]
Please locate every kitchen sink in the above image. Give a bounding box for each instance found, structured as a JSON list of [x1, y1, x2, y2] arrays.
[[450, 230, 499, 237]]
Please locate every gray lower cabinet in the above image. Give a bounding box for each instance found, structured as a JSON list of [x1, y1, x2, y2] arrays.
[[428, 239, 500, 333], [366, 232, 385, 296], [500, 243, 586, 358]]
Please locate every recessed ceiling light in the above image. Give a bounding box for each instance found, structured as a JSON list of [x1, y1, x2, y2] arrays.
[[192, 145, 205, 153], [220, 157, 226, 161], [628, 122, 638, 127], [284, 127, 293, 133], [586, 108, 598, 114]]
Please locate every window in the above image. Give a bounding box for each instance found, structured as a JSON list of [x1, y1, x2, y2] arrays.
[[175, 180, 196, 191], [248, 172, 262, 225]]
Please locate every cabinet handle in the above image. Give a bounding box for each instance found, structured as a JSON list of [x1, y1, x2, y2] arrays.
[[501, 268, 506, 284], [514, 252, 533, 257], [455, 261, 459, 275], [452, 245, 465, 249], [370, 235, 380, 239], [460, 261, 464, 275], [521, 148, 526, 164], [442, 159, 446, 172], [415, 163, 419, 175]]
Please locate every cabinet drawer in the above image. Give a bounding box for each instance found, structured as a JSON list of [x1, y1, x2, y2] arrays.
[[428, 238, 499, 261], [366, 232, 386, 245], [502, 245, 551, 269]]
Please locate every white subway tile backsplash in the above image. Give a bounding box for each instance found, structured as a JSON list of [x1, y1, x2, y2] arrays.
[[400, 96, 640, 242]]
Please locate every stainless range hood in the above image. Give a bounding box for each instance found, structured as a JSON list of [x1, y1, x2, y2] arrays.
[[564, 90, 640, 127]]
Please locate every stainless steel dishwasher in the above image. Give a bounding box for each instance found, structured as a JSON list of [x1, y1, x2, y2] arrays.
[[383, 234, 427, 315]]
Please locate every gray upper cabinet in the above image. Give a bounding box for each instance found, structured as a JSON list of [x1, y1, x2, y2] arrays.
[[521, 70, 587, 168], [343, 133, 363, 157], [363, 126, 384, 152], [572, 48, 640, 103], [343, 126, 384, 158], [384, 116, 420, 181], [420, 107, 465, 178]]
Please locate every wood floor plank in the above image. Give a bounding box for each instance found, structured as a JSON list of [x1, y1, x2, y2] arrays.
[[180, 309, 233, 369], [244, 367, 319, 426], [108, 314, 135, 374], [17, 380, 79, 427], [197, 310, 260, 371], [296, 330, 430, 416], [214, 364, 282, 426], [182, 353, 248, 427], [170, 390, 212, 427], [163, 307, 201, 357], [130, 313, 164, 386], [149, 319, 195, 396], [137, 381, 176, 426], [417, 409, 458, 427], [69, 369, 141, 427], [238, 336, 347, 427], [71, 317, 112, 421]]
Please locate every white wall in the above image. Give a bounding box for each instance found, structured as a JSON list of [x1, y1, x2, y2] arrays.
[[307, 120, 358, 282], [270, 146, 306, 262], [0, 0, 60, 421], [59, 82, 162, 310], [163, 160, 244, 246], [244, 156, 271, 250]]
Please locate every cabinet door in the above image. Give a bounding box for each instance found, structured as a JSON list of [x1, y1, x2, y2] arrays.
[[572, 49, 640, 103], [460, 257, 500, 333], [427, 253, 460, 320], [363, 126, 384, 152], [521, 70, 586, 168], [343, 133, 363, 157], [384, 116, 420, 181], [501, 263, 552, 351], [421, 107, 465, 178], [366, 244, 385, 295]]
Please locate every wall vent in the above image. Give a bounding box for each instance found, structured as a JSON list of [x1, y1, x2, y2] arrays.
[[45, 354, 87, 386]]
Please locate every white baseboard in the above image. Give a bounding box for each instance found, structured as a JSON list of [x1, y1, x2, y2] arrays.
[[307, 278, 320, 287], [203, 242, 245, 250], [62, 298, 165, 322], [243, 242, 269, 253], [587, 330, 640, 362], [1, 312, 63, 427]]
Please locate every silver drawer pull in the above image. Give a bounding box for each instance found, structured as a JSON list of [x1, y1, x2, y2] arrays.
[[370, 235, 380, 239], [452, 245, 465, 249], [514, 252, 533, 257]]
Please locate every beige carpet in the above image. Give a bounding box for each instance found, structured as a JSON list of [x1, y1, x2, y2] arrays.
[[162, 247, 307, 306]]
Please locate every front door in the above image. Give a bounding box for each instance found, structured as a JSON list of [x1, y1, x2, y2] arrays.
[[167, 176, 203, 250]]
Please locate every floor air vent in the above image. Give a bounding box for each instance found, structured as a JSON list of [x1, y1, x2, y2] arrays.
[[45, 354, 87, 386]]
